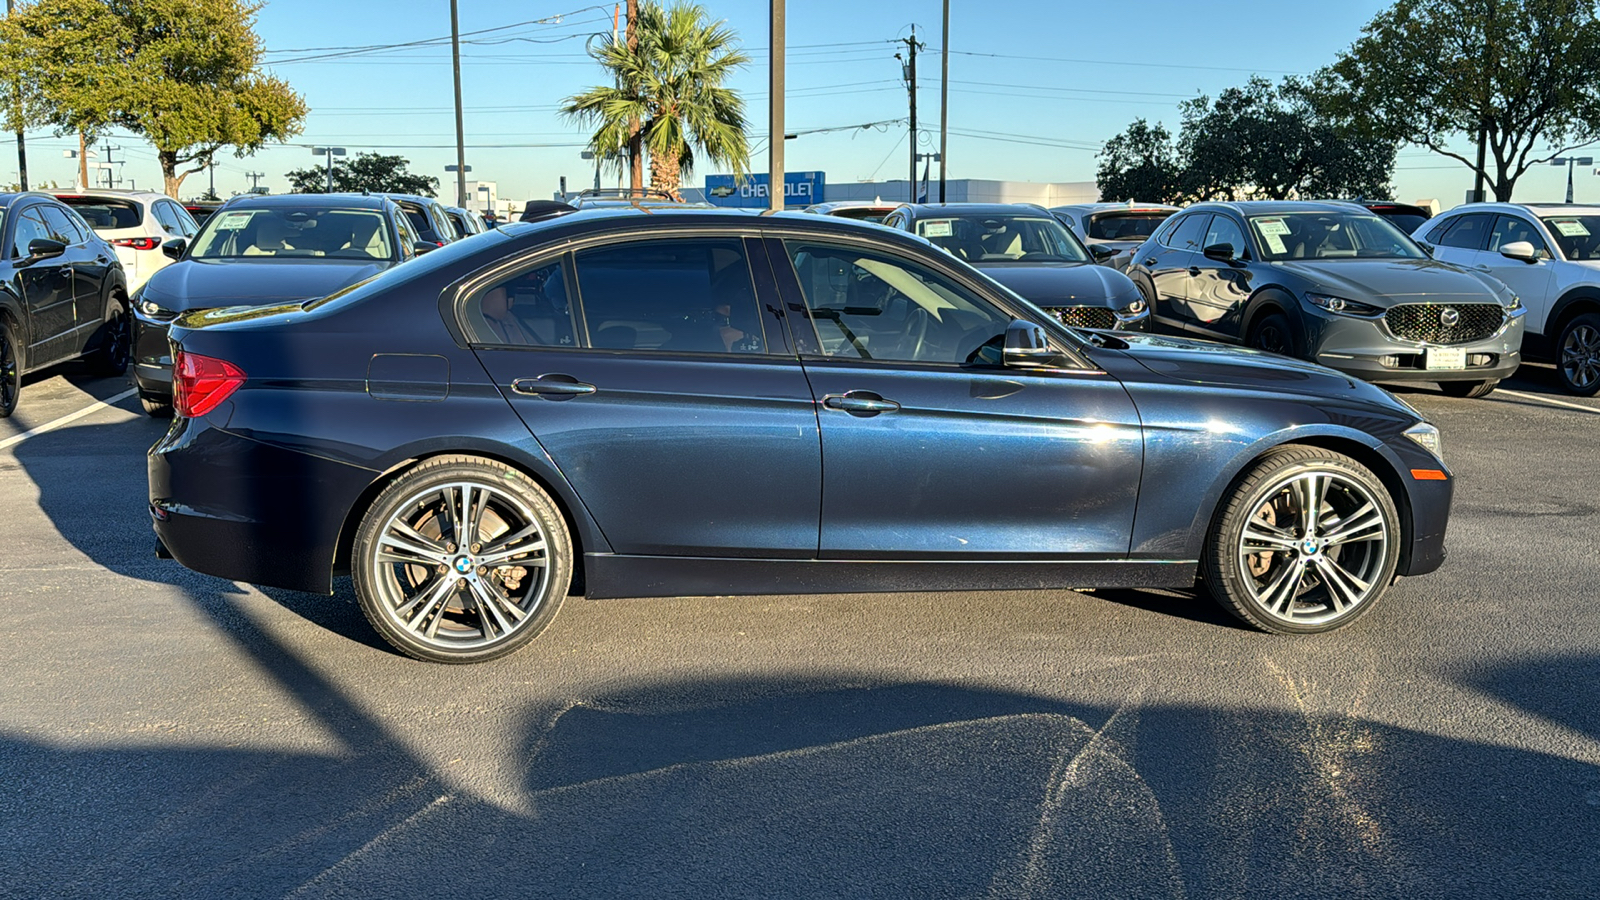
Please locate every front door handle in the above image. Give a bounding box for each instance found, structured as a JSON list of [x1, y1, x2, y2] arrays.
[[1188, 266, 1201, 276], [1143, 257, 1157, 266], [823, 391, 900, 415], [511, 375, 596, 399]]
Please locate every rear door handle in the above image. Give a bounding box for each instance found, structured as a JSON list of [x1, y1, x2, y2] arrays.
[[823, 391, 900, 414], [511, 375, 596, 399]]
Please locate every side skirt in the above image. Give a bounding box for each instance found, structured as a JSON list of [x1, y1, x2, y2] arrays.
[[581, 554, 1197, 600]]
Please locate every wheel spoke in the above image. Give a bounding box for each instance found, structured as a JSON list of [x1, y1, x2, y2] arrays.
[[1242, 518, 1298, 550], [1319, 502, 1385, 546], [1314, 556, 1370, 612], [1257, 557, 1309, 615], [469, 577, 526, 636], [378, 533, 449, 567], [479, 538, 546, 567], [398, 575, 456, 633]]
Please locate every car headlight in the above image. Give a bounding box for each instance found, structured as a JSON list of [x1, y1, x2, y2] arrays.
[[136, 298, 179, 322], [1117, 298, 1148, 316], [1306, 293, 1384, 317], [1404, 422, 1443, 461]]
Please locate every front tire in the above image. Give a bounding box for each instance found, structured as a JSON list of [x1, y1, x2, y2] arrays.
[[1557, 312, 1600, 396], [1248, 312, 1294, 357], [1438, 378, 1498, 398], [1202, 447, 1400, 634], [352, 455, 572, 663], [0, 320, 19, 419]]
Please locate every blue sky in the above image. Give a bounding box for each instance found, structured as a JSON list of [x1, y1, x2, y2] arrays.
[[8, 0, 1592, 208]]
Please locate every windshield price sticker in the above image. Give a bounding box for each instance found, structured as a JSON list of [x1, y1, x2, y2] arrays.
[[1254, 218, 1291, 236], [920, 220, 955, 238], [214, 211, 256, 231], [1551, 218, 1591, 237]]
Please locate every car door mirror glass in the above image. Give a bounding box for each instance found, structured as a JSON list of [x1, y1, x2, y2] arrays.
[[413, 240, 438, 255], [26, 238, 66, 263], [1088, 244, 1118, 261], [1499, 240, 1539, 262], [161, 238, 187, 261], [1202, 242, 1236, 261], [1001, 319, 1062, 369]]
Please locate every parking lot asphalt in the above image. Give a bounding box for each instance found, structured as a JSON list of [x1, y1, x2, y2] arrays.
[[1, 360, 1597, 900]]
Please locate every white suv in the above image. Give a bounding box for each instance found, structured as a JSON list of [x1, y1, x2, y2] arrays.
[[1416, 202, 1600, 394], [53, 190, 200, 291]]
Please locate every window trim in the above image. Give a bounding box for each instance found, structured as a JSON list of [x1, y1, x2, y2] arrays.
[[1435, 213, 1493, 251], [1162, 213, 1213, 252]]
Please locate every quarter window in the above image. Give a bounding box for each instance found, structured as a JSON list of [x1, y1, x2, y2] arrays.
[[574, 238, 767, 354], [1435, 214, 1492, 250], [1162, 214, 1211, 252], [464, 259, 578, 347], [783, 240, 1013, 365]]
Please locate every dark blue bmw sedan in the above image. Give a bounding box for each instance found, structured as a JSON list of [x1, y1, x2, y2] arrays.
[[149, 209, 1454, 663]]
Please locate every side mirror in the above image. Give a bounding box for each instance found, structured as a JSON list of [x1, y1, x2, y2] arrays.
[[1415, 241, 1435, 257], [1202, 242, 1236, 262], [25, 237, 66, 263], [161, 238, 187, 261], [413, 240, 439, 255], [1499, 240, 1540, 263], [1088, 245, 1118, 262], [1001, 320, 1061, 369]]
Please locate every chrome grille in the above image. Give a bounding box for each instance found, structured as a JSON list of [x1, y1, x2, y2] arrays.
[[1385, 303, 1504, 344], [1048, 306, 1117, 330]]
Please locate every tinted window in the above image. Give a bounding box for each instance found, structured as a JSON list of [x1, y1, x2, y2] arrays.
[[783, 240, 1012, 364], [1488, 215, 1549, 255], [1088, 212, 1172, 241], [55, 197, 141, 230], [39, 205, 87, 244], [464, 259, 577, 347], [1203, 215, 1249, 257], [10, 209, 51, 258], [574, 238, 766, 354], [188, 208, 396, 259], [1377, 212, 1428, 233], [151, 201, 182, 234], [1162, 214, 1211, 252], [1436, 214, 1492, 250], [913, 214, 1089, 263], [173, 203, 200, 237], [1537, 214, 1600, 260]]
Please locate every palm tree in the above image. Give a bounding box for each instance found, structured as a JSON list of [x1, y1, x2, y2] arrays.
[[563, 1, 750, 200]]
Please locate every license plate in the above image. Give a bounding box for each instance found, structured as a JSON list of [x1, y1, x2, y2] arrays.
[[1425, 347, 1467, 370]]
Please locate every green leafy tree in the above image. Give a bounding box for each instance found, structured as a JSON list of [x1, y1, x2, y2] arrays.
[[563, 1, 750, 200], [285, 153, 439, 196], [1322, 0, 1600, 201], [1, 0, 307, 198], [1095, 119, 1183, 203]]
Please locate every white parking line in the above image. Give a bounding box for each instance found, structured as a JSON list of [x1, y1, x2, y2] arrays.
[[1495, 388, 1600, 415], [0, 388, 138, 452]]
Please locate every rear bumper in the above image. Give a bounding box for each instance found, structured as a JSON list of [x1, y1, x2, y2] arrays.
[[149, 417, 377, 593]]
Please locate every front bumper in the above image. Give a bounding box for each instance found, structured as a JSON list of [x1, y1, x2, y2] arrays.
[[133, 313, 176, 400], [1307, 307, 1524, 384]]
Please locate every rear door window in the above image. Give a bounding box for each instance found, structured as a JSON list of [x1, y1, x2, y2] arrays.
[[1435, 214, 1492, 250], [573, 238, 767, 355], [1162, 214, 1211, 252]]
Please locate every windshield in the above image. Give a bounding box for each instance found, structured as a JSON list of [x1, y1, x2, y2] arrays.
[[1247, 212, 1426, 261], [1538, 215, 1600, 260], [1087, 212, 1172, 241], [188, 208, 395, 260], [915, 214, 1090, 263]]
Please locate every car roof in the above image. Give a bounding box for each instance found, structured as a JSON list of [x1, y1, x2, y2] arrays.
[[807, 201, 899, 212], [497, 207, 925, 244], [1490, 202, 1600, 216], [1050, 202, 1181, 214], [378, 193, 444, 206], [219, 192, 392, 211], [51, 189, 171, 202], [898, 203, 1056, 217], [0, 191, 63, 210], [1186, 200, 1368, 216]]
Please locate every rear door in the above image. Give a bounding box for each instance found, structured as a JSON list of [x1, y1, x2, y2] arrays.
[[467, 233, 822, 558], [40, 205, 111, 339], [9, 205, 78, 362], [1142, 213, 1209, 332], [768, 235, 1143, 559]]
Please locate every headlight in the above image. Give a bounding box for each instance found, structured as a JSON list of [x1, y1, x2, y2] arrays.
[[1118, 298, 1148, 316], [1306, 293, 1384, 317], [1404, 422, 1443, 461], [1507, 294, 1525, 313]]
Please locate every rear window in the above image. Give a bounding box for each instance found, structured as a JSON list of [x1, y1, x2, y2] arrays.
[[1087, 212, 1173, 241], [56, 197, 140, 230], [831, 208, 893, 223]]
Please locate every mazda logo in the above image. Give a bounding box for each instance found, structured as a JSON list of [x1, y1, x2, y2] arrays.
[[1440, 307, 1461, 327]]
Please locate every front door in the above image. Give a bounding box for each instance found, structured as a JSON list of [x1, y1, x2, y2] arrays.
[[1477, 214, 1557, 337], [1184, 213, 1258, 338], [9, 206, 77, 363], [468, 236, 821, 558], [1143, 213, 1209, 333], [768, 237, 1143, 559]]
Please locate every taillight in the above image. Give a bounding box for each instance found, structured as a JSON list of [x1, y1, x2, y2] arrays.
[[173, 350, 246, 418], [112, 237, 162, 251]]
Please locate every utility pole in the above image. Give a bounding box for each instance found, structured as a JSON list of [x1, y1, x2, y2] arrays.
[[769, 0, 784, 211], [312, 147, 345, 192], [207, 158, 217, 199], [449, 0, 467, 207], [245, 171, 265, 192], [898, 27, 921, 203], [939, 0, 948, 203], [6, 0, 26, 190], [77, 132, 89, 190], [627, 0, 642, 194], [101, 144, 121, 189]]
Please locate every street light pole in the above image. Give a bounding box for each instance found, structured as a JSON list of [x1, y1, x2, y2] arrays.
[[939, 0, 948, 203], [5, 0, 26, 191], [312, 147, 346, 192], [768, 0, 784, 212], [450, 0, 468, 208], [1552, 156, 1595, 204]]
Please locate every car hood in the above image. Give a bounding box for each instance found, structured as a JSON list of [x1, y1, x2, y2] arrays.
[[138, 258, 393, 311], [976, 261, 1138, 306], [1106, 332, 1364, 395], [1269, 258, 1506, 305]]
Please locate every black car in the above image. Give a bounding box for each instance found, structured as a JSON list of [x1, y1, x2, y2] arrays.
[[1354, 201, 1434, 235], [1124, 201, 1524, 398], [882, 203, 1149, 331], [1, 192, 130, 417], [382, 194, 461, 247], [132, 193, 418, 415], [150, 209, 1454, 663]]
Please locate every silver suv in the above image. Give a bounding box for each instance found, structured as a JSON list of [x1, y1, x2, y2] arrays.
[[1050, 201, 1181, 271], [1416, 202, 1600, 394]]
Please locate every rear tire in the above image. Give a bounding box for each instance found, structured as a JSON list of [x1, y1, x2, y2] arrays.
[[352, 455, 572, 663], [1556, 312, 1600, 396], [139, 394, 172, 418], [1202, 447, 1400, 634], [88, 297, 131, 377], [1248, 312, 1294, 357], [1438, 378, 1498, 398], [0, 320, 19, 419]]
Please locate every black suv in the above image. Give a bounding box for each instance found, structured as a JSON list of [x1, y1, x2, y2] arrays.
[[381, 194, 461, 247], [1, 192, 130, 417]]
